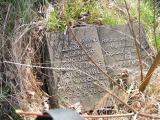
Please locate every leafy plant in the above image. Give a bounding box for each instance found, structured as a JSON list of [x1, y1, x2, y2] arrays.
[[48, 9, 59, 31], [47, 0, 160, 50], [48, 0, 126, 31], [155, 33, 160, 50]]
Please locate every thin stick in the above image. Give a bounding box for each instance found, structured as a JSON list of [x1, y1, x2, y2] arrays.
[[85, 113, 160, 119], [1, 4, 11, 95], [69, 27, 127, 94], [138, 0, 143, 81], [153, 0, 158, 52], [139, 52, 160, 92], [123, 0, 143, 81], [16, 110, 49, 117], [83, 113, 134, 118], [139, 113, 160, 119], [2, 4, 11, 35]]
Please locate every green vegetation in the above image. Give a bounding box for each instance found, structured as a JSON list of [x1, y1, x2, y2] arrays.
[[1, 0, 159, 49], [48, 10, 60, 31], [48, 0, 160, 50], [48, 0, 126, 31], [0, 0, 43, 32], [156, 33, 160, 49], [0, 85, 22, 120], [130, 0, 159, 49], [0, 0, 160, 120], [129, 0, 160, 50], [0, 1, 45, 120]]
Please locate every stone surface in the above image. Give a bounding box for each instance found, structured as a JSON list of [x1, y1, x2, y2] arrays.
[[47, 26, 107, 111], [47, 24, 152, 111], [97, 23, 152, 73]]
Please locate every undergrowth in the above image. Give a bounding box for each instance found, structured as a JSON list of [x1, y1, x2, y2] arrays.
[[48, 0, 126, 31], [0, 0, 43, 32], [0, 0, 46, 120], [48, 0, 160, 50], [0, 0, 160, 120]]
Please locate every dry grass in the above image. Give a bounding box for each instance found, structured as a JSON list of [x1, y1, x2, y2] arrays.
[[0, 20, 48, 119], [0, 0, 160, 120], [9, 23, 47, 112]]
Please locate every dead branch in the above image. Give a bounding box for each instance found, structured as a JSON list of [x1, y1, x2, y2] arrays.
[[2, 4, 11, 35], [139, 52, 160, 92], [153, 0, 158, 52], [138, 0, 143, 81], [123, 0, 144, 81], [82, 113, 134, 118], [83, 113, 160, 119]]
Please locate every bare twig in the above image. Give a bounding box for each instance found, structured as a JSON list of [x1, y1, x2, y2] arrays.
[[13, 20, 46, 45], [84, 112, 160, 119], [2, 4, 11, 35], [1, 3, 11, 95], [123, 0, 143, 81], [82, 113, 134, 118], [3, 113, 14, 120], [139, 52, 160, 92], [138, 0, 143, 81], [153, 0, 158, 52], [139, 112, 160, 119]]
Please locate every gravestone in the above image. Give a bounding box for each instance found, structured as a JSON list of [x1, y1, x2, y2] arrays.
[[97, 23, 152, 73], [47, 24, 152, 111], [47, 26, 107, 111]]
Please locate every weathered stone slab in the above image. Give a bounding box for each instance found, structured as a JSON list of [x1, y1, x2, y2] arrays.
[[47, 32, 65, 108], [47, 24, 152, 111], [47, 26, 107, 111], [97, 23, 152, 72]]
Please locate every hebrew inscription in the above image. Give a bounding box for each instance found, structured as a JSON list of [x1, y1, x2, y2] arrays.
[[47, 24, 152, 111], [47, 26, 107, 111], [97, 24, 152, 72]]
